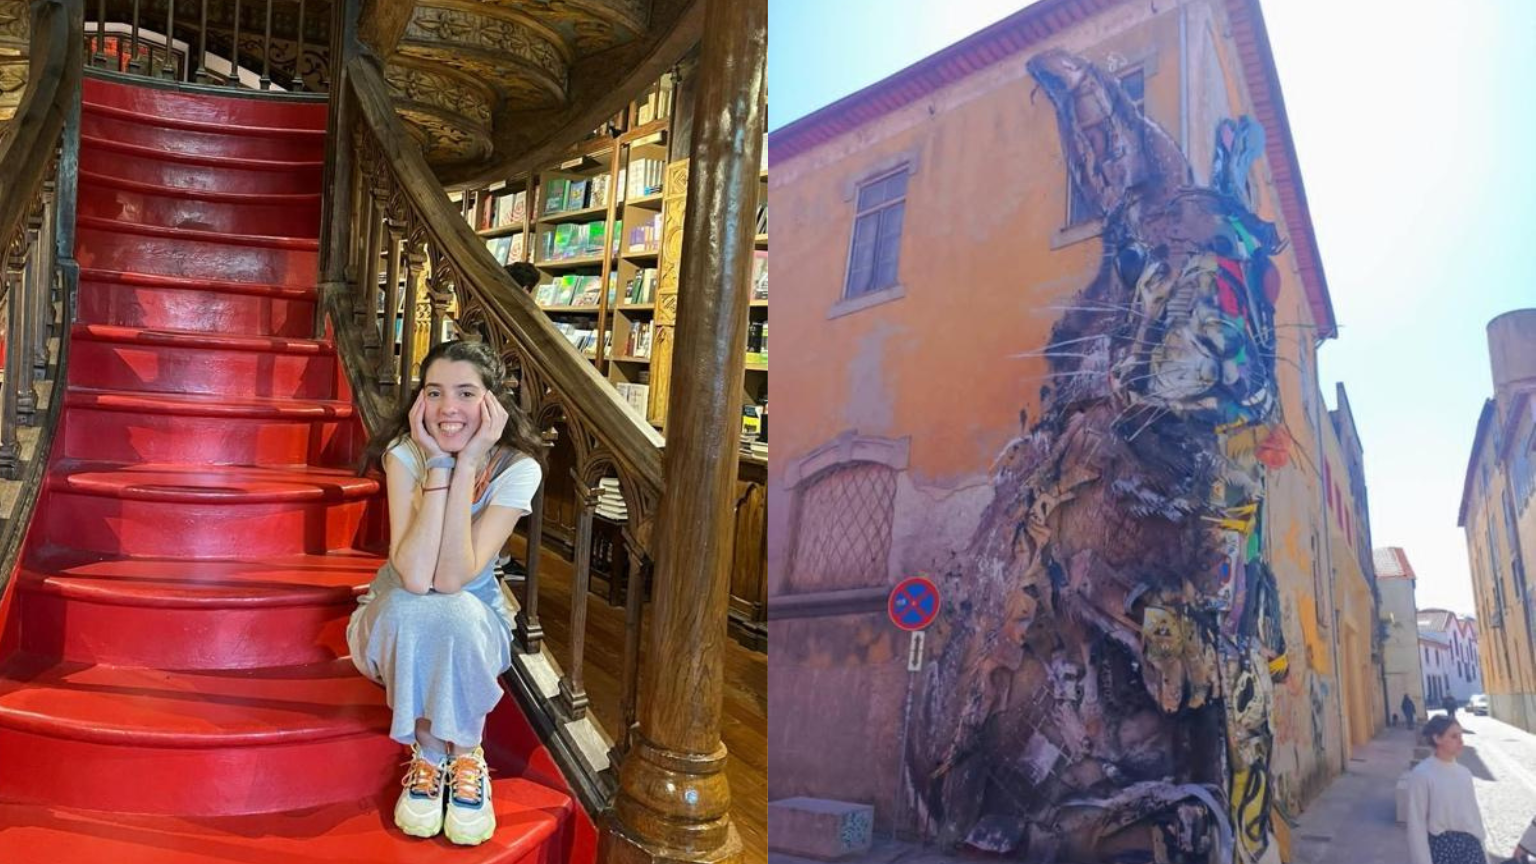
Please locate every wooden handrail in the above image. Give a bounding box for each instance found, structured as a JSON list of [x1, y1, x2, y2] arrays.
[[320, 45, 671, 806], [0, 0, 83, 585], [340, 54, 665, 518]]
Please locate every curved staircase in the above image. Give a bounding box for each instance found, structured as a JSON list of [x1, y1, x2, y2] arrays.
[[0, 74, 593, 862]]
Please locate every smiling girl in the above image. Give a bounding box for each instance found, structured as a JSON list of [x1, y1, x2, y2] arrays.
[[346, 339, 545, 846]]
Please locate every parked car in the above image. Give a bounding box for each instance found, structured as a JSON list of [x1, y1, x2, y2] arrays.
[[1469, 693, 1490, 715]]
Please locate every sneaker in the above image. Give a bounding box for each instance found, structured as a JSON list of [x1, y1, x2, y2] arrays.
[[443, 747, 496, 846], [394, 745, 447, 838]]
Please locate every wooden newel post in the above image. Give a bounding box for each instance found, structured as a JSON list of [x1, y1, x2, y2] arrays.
[[602, 0, 763, 861]]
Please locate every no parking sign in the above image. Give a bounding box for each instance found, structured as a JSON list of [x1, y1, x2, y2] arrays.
[[888, 575, 941, 632]]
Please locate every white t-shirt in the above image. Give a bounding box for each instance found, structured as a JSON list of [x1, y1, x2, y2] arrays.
[[379, 439, 542, 626], [387, 438, 541, 513], [1405, 755, 1487, 864]]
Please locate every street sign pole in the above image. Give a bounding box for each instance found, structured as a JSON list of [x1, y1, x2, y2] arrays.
[[887, 576, 940, 843], [893, 629, 925, 841]]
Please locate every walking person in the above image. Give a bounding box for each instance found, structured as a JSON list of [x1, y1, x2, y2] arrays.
[[1405, 715, 1487, 864], [1402, 693, 1417, 729], [346, 339, 545, 845], [1442, 693, 1458, 719]]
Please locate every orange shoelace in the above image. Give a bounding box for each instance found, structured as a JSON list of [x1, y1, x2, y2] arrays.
[[450, 752, 488, 805], [401, 754, 444, 798]]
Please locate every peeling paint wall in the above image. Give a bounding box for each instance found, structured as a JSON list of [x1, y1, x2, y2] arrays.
[[769, 1, 1356, 859]]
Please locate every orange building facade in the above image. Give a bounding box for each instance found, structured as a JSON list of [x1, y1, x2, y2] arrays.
[[768, 0, 1376, 859]]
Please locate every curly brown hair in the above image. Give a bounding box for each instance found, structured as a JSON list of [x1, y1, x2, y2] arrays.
[[360, 339, 545, 477]]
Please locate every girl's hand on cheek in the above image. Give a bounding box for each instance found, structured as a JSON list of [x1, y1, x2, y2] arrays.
[[410, 390, 448, 459]]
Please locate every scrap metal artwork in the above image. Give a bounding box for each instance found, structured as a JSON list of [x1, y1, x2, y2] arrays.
[[908, 49, 1290, 864]]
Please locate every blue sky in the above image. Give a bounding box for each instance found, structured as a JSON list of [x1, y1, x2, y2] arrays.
[[768, 0, 1536, 616]]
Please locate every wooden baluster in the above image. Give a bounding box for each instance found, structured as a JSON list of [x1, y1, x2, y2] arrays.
[[559, 475, 597, 720], [228, 0, 240, 86], [516, 424, 554, 654], [0, 251, 24, 478], [397, 243, 421, 395], [93, 0, 107, 67], [614, 543, 648, 761], [376, 216, 402, 386], [427, 281, 448, 352], [260, 0, 272, 89], [606, 0, 763, 860], [34, 183, 56, 379], [15, 215, 42, 424], [292, 0, 306, 92], [194, 0, 209, 81], [162, 0, 176, 79], [127, 0, 142, 74], [359, 183, 385, 353]]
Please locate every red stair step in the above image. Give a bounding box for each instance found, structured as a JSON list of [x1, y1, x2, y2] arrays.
[[38, 463, 378, 559], [79, 172, 321, 239], [82, 102, 327, 162], [16, 550, 380, 669], [62, 387, 357, 467], [68, 323, 337, 400], [76, 223, 318, 287], [80, 141, 323, 196], [0, 654, 397, 815], [85, 75, 329, 130], [78, 267, 319, 337], [0, 777, 571, 863]]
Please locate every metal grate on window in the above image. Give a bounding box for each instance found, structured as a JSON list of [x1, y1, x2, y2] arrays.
[[789, 461, 898, 593]]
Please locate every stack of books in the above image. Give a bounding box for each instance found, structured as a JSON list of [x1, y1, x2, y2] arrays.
[[596, 477, 627, 521]]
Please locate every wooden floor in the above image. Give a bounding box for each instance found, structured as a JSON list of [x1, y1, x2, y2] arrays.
[[511, 538, 767, 864]]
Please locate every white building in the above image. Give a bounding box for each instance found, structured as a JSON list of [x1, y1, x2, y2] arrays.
[[1374, 548, 1426, 722], [1418, 608, 1483, 704]]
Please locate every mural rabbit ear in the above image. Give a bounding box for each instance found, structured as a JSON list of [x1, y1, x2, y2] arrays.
[[1027, 48, 1192, 217], [1212, 116, 1266, 212]]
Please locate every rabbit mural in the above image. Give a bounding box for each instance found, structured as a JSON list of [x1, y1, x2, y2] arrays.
[[908, 49, 1293, 864]]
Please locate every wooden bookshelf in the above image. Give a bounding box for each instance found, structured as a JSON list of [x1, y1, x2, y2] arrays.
[[450, 79, 769, 651]]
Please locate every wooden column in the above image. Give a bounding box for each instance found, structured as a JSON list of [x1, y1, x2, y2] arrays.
[[603, 0, 763, 862]]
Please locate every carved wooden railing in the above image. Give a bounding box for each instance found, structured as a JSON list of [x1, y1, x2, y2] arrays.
[[320, 48, 667, 805], [0, 0, 81, 578], [84, 0, 326, 91]]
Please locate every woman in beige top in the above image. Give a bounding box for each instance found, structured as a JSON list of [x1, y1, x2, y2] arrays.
[[1405, 715, 1487, 864]]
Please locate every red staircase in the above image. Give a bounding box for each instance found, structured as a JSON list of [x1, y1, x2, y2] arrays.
[[0, 76, 594, 863]]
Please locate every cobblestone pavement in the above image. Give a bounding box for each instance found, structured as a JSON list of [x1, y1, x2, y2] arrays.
[[1457, 709, 1536, 860], [1291, 710, 1536, 864]]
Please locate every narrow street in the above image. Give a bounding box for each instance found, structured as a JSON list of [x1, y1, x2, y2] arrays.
[[1292, 711, 1536, 863]]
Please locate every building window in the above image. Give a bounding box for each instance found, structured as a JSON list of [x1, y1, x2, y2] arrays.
[[1067, 68, 1144, 226], [844, 167, 908, 299]]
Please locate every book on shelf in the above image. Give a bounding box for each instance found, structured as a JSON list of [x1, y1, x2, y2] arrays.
[[751, 250, 768, 301], [755, 201, 768, 235], [624, 321, 654, 359], [627, 212, 661, 253], [624, 267, 657, 304], [539, 220, 610, 262], [543, 178, 569, 215], [614, 382, 651, 420], [745, 321, 768, 365], [486, 235, 514, 265], [589, 175, 610, 210], [566, 178, 590, 212], [626, 158, 665, 198]]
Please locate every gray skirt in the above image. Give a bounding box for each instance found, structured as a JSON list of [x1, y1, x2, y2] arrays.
[[346, 566, 514, 749]]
